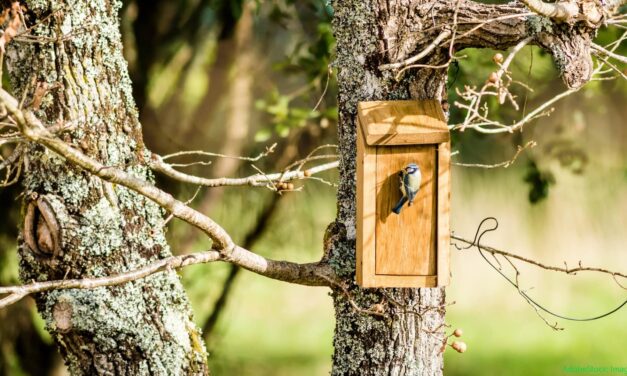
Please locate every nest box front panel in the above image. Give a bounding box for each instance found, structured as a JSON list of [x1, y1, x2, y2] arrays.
[[356, 100, 450, 289], [375, 145, 437, 276]]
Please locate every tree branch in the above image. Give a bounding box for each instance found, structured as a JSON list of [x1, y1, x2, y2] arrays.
[[150, 154, 338, 189], [451, 235, 627, 281], [452, 218, 627, 329], [517, 0, 579, 22], [378, 0, 625, 89], [591, 43, 627, 65], [0, 247, 337, 309], [0, 89, 339, 302], [452, 141, 536, 168], [160, 143, 277, 162], [379, 29, 452, 71]]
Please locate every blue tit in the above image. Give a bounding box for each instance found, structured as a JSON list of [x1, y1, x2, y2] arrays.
[[392, 163, 421, 215]]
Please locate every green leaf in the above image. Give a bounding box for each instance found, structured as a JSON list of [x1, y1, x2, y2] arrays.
[[255, 129, 272, 142]]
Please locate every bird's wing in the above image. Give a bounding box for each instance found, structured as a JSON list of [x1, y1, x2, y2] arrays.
[[399, 174, 406, 197], [403, 173, 416, 202]]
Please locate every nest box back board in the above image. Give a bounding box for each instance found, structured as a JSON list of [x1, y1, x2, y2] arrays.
[[356, 100, 451, 288]]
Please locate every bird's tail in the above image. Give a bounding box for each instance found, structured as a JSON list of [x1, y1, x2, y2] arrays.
[[392, 196, 408, 215]]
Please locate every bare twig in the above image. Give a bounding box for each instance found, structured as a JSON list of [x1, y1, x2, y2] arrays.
[[452, 37, 539, 133], [517, 0, 579, 22], [594, 55, 627, 81], [250, 163, 279, 191], [150, 155, 338, 188], [0, 251, 222, 308], [167, 160, 213, 168], [591, 43, 627, 65], [453, 141, 536, 169], [452, 29, 625, 134], [0, 144, 23, 171], [452, 218, 627, 330], [379, 29, 452, 71], [163, 185, 202, 225], [451, 235, 627, 281], [317, 273, 387, 318], [161, 143, 277, 162], [453, 85, 577, 134]]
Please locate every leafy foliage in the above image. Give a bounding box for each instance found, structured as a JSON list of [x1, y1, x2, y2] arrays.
[[254, 0, 337, 141], [524, 161, 555, 203]]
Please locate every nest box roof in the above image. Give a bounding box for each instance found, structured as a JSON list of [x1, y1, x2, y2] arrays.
[[357, 100, 449, 145]]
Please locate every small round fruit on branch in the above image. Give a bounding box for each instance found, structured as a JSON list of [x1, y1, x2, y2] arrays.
[[451, 341, 467, 353]]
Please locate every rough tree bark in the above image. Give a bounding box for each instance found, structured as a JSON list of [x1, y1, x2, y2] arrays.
[[6, 1, 208, 374], [327, 0, 600, 375]]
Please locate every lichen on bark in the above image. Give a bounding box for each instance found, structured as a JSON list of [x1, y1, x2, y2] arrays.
[[6, 1, 208, 374]]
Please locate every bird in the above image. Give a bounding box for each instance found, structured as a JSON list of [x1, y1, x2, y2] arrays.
[[392, 163, 421, 215]]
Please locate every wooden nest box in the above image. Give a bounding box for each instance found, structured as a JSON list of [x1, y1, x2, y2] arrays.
[[356, 100, 451, 288]]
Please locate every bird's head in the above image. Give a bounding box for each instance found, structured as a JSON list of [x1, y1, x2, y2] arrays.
[[405, 163, 419, 174]]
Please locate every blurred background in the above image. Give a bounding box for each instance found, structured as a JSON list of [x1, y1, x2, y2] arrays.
[[0, 0, 625, 375]]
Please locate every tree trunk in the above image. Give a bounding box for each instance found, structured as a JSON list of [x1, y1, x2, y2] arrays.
[[6, 1, 208, 374], [329, 1, 448, 375]]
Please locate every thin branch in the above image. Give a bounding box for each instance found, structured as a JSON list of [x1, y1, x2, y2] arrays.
[[168, 160, 213, 168], [591, 43, 627, 65], [250, 163, 279, 191], [311, 66, 331, 114], [161, 143, 276, 162], [453, 218, 627, 330], [452, 29, 625, 134], [498, 37, 533, 78], [317, 273, 387, 318], [453, 141, 536, 169], [594, 55, 627, 81], [163, 185, 202, 225], [606, 0, 627, 11], [282, 144, 337, 172], [452, 37, 541, 133], [453, 87, 576, 134], [517, 0, 579, 22], [0, 143, 23, 171], [0, 251, 222, 308], [150, 155, 338, 188], [379, 28, 452, 71], [0, 248, 338, 309], [451, 235, 627, 281]]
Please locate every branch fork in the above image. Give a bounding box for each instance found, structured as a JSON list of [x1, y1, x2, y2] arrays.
[[0, 88, 340, 309]]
